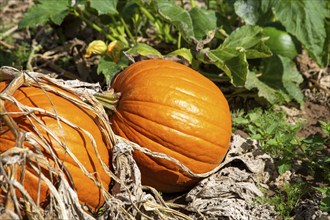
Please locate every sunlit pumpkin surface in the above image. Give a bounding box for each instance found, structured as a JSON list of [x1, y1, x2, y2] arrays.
[[111, 59, 232, 192], [0, 82, 111, 211]]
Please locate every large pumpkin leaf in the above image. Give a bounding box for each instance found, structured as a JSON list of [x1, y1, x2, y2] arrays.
[[260, 55, 304, 106], [207, 48, 248, 86], [234, 0, 273, 25], [155, 0, 217, 41], [90, 0, 118, 15], [220, 25, 272, 59], [197, 25, 271, 86], [189, 7, 217, 40], [19, 0, 69, 28], [245, 71, 288, 104], [155, 0, 194, 40], [272, 0, 328, 67]]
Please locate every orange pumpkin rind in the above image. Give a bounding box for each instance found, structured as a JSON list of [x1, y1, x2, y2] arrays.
[[0, 67, 114, 216]]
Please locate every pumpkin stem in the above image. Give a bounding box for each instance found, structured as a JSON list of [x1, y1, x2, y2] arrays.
[[94, 89, 121, 115]]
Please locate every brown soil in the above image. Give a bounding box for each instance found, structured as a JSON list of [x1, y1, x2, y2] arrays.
[[299, 101, 330, 137]]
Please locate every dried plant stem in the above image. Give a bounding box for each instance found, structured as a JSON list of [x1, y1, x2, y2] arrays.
[[0, 69, 25, 142], [26, 39, 42, 71], [0, 25, 18, 40]]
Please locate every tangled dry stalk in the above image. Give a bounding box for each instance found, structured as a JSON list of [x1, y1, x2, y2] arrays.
[[0, 67, 276, 220]]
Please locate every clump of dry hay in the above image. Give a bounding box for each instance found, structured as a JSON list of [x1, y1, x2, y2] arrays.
[[0, 66, 276, 220]]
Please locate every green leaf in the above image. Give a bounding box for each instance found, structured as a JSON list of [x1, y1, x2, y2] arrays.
[[125, 43, 163, 60], [90, 0, 118, 15], [154, 1, 219, 42], [277, 161, 291, 175], [260, 55, 304, 106], [234, 0, 273, 25], [197, 25, 271, 86], [319, 121, 330, 136], [189, 7, 217, 40], [221, 25, 272, 59], [97, 57, 121, 83], [245, 71, 287, 104], [314, 186, 330, 212], [216, 51, 248, 86], [232, 117, 250, 125], [320, 196, 330, 212], [19, 0, 69, 28], [155, 0, 194, 40], [197, 47, 248, 86], [326, 18, 330, 66], [167, 48, 193, 64], [314, 187, 330, 195], [272, 0, 328, 67]]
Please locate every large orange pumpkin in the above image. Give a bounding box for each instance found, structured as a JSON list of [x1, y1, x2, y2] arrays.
[[110, 59, 232, 192], [0, 82, 112, 211]]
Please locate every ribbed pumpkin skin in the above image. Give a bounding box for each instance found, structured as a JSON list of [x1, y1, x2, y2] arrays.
[[0, 82, 111, 211], [110, 59, 232, 192]]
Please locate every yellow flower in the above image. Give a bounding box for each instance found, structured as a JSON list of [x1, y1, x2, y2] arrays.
[[85, 40, 107, 58]]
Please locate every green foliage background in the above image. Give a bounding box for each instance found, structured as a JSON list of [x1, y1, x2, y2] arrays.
[[18, 0, 330, 107]]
